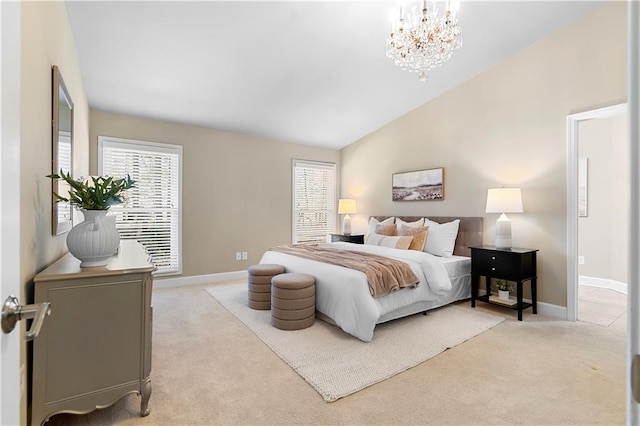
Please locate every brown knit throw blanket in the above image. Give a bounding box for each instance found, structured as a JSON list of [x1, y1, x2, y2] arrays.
[[269, 245, 419, 298]]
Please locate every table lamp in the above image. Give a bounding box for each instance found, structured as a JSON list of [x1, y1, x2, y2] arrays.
[[338, 199, 357, 235], [485, 188, 523, 249]]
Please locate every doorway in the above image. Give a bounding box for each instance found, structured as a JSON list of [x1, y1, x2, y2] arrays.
[[576, 113, 629, 325], [566, 103, 628, 321]]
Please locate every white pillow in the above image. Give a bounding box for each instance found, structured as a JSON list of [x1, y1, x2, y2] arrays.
[[365, 234, 413, 250], [367, 217, 394, 236], [422, 218, 460, 257], [396, 217, 424, 234]]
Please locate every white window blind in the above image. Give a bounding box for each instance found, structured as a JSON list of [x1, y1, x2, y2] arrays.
[[292, 160, 336, 244], [56, 131, 73, 227], [99, 136, 182, 275]]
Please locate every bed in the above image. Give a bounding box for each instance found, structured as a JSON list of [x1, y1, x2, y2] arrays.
[[260, 216, 483, 342]]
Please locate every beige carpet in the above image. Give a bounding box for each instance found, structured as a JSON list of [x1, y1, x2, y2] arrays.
[[206, 283, 504, 402], [45, 284, 626, 425]]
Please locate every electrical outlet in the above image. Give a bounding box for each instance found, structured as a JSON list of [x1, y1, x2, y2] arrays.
[[578, 256, 585, 265], [242, 252, 248, 260], [235, 252, 242, 261]]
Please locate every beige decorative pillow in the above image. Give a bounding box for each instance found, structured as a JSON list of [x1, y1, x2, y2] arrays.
[[367, 217, 394, 236], [364, 234, 413, 250], [396, 217, 424, 234], [399, 225, 429, 251], [375, 224, 397, 236]]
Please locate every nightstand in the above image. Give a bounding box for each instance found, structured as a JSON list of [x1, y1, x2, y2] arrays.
[[330, 233, 364, 244], [470, 245, 538, 321]]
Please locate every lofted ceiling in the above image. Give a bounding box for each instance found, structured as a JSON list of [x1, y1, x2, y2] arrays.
[[65, 1, 603, 150]]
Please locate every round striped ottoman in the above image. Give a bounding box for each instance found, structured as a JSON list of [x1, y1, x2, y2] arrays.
[[271, 273, 316, 330], [248, 264, 285, 310]]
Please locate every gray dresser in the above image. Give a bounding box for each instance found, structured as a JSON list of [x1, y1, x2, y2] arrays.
[[31, 241, 155, 425]]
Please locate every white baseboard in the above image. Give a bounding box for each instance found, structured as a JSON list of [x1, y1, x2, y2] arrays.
[[156, 273, 567, 319], [154, 270, 247, 289], [537, 301, 566, 319], [579, 275, 627, 295]]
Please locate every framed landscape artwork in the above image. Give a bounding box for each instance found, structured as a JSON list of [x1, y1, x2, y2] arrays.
[[392, 167, 444, 201]]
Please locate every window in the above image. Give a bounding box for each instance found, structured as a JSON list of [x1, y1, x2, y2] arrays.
[[292, 160, 336, 244], [99, 136, 182, 275]]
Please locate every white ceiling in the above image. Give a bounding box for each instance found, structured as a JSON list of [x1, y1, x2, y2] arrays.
[[65, 1, 603, 150]]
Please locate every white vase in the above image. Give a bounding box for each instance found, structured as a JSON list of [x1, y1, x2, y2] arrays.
[[66, 209, 120, 267], [498, 290, 510, 301]]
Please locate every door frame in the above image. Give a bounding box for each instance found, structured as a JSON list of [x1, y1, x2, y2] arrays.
[[628, 0, 639, 420], [566, 103, 627, 322]]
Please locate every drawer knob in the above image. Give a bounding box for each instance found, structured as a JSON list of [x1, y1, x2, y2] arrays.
[[491, 256, 496, 260], [491, 267, 496, 271]]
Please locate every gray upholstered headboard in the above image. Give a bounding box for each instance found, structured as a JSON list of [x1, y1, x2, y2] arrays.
[[371, 216, 483, 257]]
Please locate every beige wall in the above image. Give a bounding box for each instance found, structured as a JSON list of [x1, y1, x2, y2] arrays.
[[89, 110, 340, 278], [21, 1, 90, 283], [340, 3, 626, 307], [578, 115, 629, 284], [610, 115, 629, 283], [20, 0, 90, 420]]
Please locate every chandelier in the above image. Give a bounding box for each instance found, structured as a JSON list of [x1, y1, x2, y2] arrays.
[[386, 0, 462, 81]]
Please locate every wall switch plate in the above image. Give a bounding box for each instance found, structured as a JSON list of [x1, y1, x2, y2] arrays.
[[578, 256, 585, 265], [235, 252, 242, 261], [242, 252, 248, 260]]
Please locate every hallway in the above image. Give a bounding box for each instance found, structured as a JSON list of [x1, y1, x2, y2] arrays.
[[578, 284, 626, 327]]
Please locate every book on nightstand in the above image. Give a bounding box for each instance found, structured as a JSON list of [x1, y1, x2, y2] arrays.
[[489, 295, 518, 307]]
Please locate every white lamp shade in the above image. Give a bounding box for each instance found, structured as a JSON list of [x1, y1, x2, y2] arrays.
[[338, 199, 357, 215], [485, 188, 523, 214]]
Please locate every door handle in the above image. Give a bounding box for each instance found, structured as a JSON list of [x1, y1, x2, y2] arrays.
[[1, 295, 51, 341]]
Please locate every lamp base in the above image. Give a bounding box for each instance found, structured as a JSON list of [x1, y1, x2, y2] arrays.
[[495, 213, 512, 249], [342, 214, 352, 235]]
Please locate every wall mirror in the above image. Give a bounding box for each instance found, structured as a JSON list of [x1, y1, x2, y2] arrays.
[[51, 65, 74, 235]]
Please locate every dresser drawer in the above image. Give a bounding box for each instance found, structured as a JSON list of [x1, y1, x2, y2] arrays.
[[471, 249, 520, 279]]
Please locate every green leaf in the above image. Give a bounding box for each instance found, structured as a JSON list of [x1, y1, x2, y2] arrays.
[[45, 171, 137, 210]]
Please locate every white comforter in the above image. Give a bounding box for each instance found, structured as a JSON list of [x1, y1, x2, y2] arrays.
[[260, 242, 452, 342]]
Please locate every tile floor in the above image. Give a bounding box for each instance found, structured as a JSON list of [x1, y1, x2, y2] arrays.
[[578, 284, 627, 327]]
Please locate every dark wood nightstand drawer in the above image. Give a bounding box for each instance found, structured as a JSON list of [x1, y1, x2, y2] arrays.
[[330, 234, 364, 244], [471, 250, 520, 279]]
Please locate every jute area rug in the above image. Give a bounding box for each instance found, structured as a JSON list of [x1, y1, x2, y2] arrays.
[[206, 283, 504, 402]]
